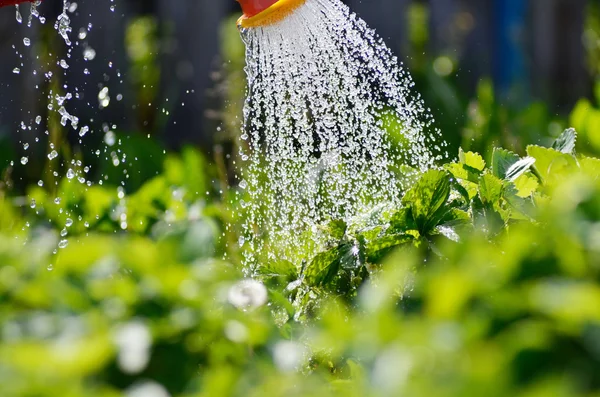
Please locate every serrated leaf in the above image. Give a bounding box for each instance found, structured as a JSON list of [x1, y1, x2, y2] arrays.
[[402, 170, 451, 234], [580, 156, 600, 178], [357, 226, 383, 243], [445, 163, 482, 184], [366, 234, 414, 262], [472, 196, 505, 236], [478, 173, 504, 205], [327, 219, 347, 240], [436, 208, 470, 242], [388, 207, 416, 233], [552, 128, 577, 154], [505, 157, 536, 182], [304, 249, 339, 286], [450, 179, 472, 204], [526, 145, 565, 181], [339, 242, 363, 270], [459, 148, 486, 171], [257, 259, 298, 279], [439, 208, 471, 227], [513, 174, 539, 198], [491, 148, 520, 179], [504, 184, 536, 221]]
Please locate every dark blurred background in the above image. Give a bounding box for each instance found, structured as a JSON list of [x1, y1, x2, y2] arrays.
[[1, 0, 600, 191]]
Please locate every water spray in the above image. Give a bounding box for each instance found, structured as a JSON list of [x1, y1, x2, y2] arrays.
[[237, 0, 306, 28]]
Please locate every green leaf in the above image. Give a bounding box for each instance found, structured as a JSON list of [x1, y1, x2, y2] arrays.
[[450, 179, 472, 204], [327, 219, 348, 240], [472, 196, 505, 236], [436, 209, 471, 242], [444, 163, 481, 184], [402, 169, 451, 234], [366, 234, 414, 262], [552, 128, 577, 154], [338, 242, 362, 270], [459, 148, 486, 171], [580, 156, 600, 178], [439, 208, 471, 227], [505, 157, 536, 182], [526, 145, 565, 181], [478, 173, 504, 205], [491, 148, 520, 179], [513, 174, 539, 198], [504, 184, 536, 221], [388, 207, 416, 233], [304, 249, 340, 286], [257, 259, 298, 279]]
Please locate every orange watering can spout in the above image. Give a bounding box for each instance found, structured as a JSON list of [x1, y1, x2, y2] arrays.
[[237, 0, 306, 28], [0, 0, 37, 7]]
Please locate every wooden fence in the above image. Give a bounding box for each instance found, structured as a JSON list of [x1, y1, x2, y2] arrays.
[[0, 0, 593, 150]]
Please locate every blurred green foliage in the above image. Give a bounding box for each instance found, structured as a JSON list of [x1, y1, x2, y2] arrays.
[[1, 126, 600, 396]]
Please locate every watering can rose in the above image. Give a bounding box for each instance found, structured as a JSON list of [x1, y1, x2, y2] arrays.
[[236, 0, 306, 28], [0, 0, 37, 7], [237, 0, 279, 17]]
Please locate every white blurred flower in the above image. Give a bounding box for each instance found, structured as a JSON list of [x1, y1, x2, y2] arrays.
[[272, 340, 307, 372], [126, 381, 170, 397], [228, 279, 268, 310], [224, 320, 249, 343], [372, 345, 413, 392], [114, 321, 152, 374]]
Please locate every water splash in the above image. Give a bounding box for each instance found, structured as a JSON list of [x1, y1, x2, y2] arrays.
[[9, 1, 126, 260], [238, 0, 448, 270]]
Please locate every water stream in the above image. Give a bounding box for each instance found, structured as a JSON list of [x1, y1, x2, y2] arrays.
[[238, 0, 448, 270]]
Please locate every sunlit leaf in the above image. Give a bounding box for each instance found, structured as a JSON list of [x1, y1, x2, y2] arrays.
[[491, 148, 520, 179], [304, 249, 339, 286], [552, 128, 577, 154], [459, 148, 486, 171], [513, 174, 539, 198], [478, 173, 503, 205], [402, 169, 451, 234], [505, 157, 536, 182]]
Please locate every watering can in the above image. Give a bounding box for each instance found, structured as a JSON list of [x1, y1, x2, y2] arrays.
[[0, 0, 303, 28], [237, 0, 305, 28], [0, 0, 37, 7]]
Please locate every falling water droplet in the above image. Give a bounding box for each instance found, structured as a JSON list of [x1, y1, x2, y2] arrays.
[[83, 47, 96, 61], [15, 5, 22, 23], [104, 131, 116, 146], [23, 37, 31, 46]]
